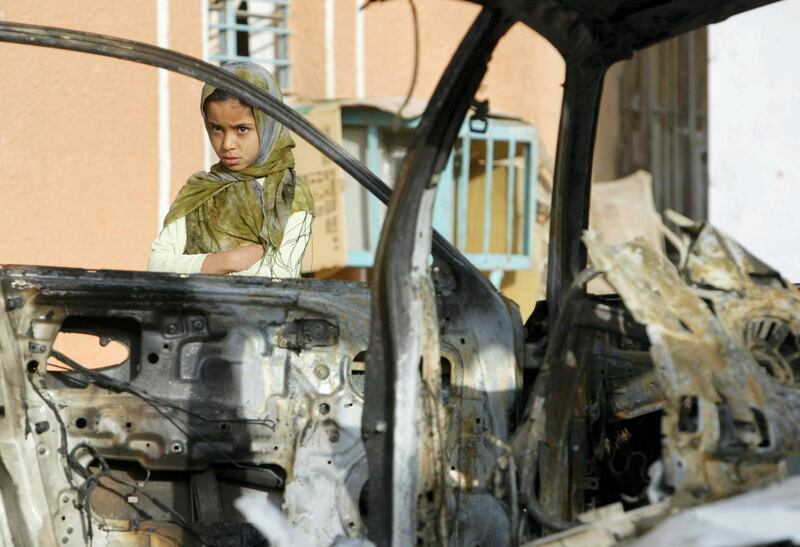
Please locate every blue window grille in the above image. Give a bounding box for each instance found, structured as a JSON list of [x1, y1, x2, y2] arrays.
[[208, 0, 291, 89], [341, 108, 538, 287]]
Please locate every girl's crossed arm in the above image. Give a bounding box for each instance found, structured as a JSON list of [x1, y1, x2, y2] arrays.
[[147, 217, 263, 275]]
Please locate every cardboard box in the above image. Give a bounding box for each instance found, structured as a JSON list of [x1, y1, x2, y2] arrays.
[[589, 169, 664, 293], [292, 103, 348, 272]]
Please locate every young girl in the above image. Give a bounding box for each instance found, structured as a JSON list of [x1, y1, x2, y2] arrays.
[[148, 62, 314, 278]]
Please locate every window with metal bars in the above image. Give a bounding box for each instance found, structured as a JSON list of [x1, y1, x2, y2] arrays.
[[340, 107, 538, 287], [208, 0, 291, 90]]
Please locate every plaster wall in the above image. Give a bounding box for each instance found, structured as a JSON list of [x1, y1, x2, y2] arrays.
[[289, 1, 326, 100], [0, 1, 205, 271], [291, 0, 566, 155], [708, 1, 800, 280]]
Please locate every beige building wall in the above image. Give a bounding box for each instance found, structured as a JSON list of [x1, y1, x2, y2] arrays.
[[0, 1, 205, 271], [289, 2, 326, 100], [291, 0, 566, 154]]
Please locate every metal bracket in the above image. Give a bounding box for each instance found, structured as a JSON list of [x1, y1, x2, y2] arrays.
[[278, 319, 339, 350], [469, 98, 490, 134]]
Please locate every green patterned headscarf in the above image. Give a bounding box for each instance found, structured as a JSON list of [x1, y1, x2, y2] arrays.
[[164, 62, 314, 254]]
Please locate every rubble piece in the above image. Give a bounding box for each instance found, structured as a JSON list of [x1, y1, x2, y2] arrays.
[[630, 476, 800, 547], [522, 501, 670, 547]]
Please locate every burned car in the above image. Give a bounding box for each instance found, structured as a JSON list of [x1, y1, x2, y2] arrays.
[[0, 1, 798, 546]]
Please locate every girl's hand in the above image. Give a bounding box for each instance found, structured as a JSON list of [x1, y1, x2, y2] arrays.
[[201, 244, 264, 274]]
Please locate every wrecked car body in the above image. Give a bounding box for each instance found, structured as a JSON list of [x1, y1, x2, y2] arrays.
[[1, 0, 798, 546], [0, 262, 517, 547], [586, 220, 800, 506], [521, 220, 800, 546], [0, 17, 519, 547], [1, 272, 373, 545]]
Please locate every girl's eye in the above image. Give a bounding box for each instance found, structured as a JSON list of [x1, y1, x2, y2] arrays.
[[238, 127, 250, 134], [210, 125, 222, 133]]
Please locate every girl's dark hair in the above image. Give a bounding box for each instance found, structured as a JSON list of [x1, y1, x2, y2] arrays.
[[202, 88, 254, 115]]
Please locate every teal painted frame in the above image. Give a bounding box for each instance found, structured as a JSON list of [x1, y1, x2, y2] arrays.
[[340, 109, 538, 275]]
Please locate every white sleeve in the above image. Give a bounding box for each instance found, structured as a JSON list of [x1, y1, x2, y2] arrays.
[[279, 211, 313, 277], [238, 211, 313, 278], [147, 216, 209, 274]]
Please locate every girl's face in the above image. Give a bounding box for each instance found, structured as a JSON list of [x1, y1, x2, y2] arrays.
[[205, 99, 260, 171]]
